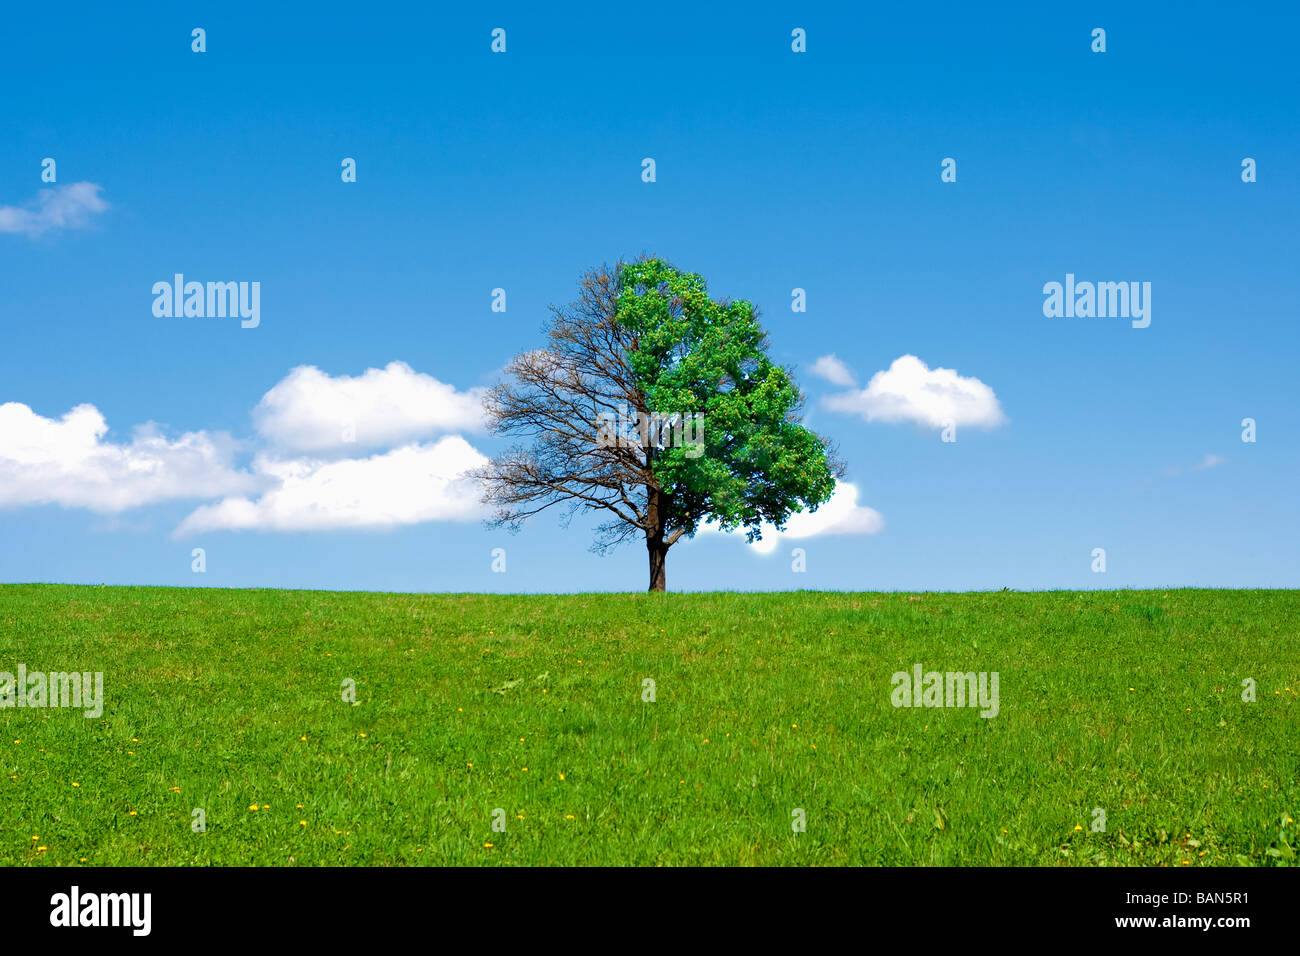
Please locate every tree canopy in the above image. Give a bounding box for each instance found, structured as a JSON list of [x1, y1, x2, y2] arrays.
[[476, 257, 843, 591]]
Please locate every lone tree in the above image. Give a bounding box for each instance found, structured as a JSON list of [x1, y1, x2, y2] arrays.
[[475, 258, 843, 592]]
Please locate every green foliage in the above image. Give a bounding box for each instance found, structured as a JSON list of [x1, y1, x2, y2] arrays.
[[1, 584, 1295, 866], [615, 259, 838, 540]]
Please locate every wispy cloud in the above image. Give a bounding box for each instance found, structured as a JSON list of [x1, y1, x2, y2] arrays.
[[0, 182, 109, 237], [809, 354, 857, 387], [1139, 452, 1229, 490]]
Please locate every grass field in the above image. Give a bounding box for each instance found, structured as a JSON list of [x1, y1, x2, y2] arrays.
[[0, 584, 1295, 866]]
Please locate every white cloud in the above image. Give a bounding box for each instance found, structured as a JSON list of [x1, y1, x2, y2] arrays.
[[824, 354, 1006, 430], [1, 361, 495, 534], [0, 183, 109, 237], [253, 361, 486, 453], [174, 437, 488, 536], [809, 354, 857, 387], [1155, 453, 1229, 482], [702, 481, 884, 554], [0, 402, 255, 512]]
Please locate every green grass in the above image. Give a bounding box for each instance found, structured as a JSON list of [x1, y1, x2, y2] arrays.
[[1, 585, 1296, 866]]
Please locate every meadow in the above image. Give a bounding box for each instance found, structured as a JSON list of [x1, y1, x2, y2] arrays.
[[0, 585, 1295, 866]]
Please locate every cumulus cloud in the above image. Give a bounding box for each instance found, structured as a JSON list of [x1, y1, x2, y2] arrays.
[[809, 354, 857, 387], [0, 183, 109, 237], [702, 481, 884, 554], [0, 402, 255, 512], [824, 354, 1006, 430], [174, 437, 488, 536], [1193, 453, 1227, 471], [253, 361, 486, 453], [2, 359, 496, 534]]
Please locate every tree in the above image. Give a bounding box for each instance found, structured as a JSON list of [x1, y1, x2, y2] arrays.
[[474, 257, 843, 592]]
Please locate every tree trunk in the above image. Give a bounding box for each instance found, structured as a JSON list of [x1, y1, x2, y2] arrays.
[[645, 483, 668, 592], [647, 538, 668, 592]]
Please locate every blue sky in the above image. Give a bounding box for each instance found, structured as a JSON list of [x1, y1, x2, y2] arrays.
[[1, 2, 1297, 592]]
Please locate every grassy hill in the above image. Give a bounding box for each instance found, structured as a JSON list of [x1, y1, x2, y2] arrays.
[[0, 584, 1295, 865]]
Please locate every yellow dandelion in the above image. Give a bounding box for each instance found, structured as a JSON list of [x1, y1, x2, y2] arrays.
[[296, 804, 303, 809], [522, 766, 528, 771], [466, 762, 473, 768], [566, 814, 575, 819], [517, 814, 524, 820], [558, 773, 565, 780], [128, 810, 137, 816], [299, 820, 307, 826], [249, 804, 259, 811], [483, 842, 494, 848], [262, 804, 269, 809], [72, 782, 80, 787], [1073, 825, 1083, 831], [359, 733, 367, 738], [170, 786, 180, 793], [37, 846, 47, 852], [300, 735, 306, 741]]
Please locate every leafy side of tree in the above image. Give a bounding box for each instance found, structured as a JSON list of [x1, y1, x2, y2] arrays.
[[476, 257, 843, 591]]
